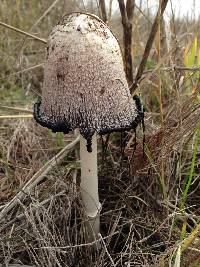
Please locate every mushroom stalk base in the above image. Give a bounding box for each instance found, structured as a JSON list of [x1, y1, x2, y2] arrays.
[[80, 133, 101, 241]]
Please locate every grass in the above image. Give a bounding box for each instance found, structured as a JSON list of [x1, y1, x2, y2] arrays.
[[181, 120, 200, 209], [0, 0, 200, 266]]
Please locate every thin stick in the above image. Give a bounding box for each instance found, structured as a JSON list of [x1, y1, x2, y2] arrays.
[[158, 1, 164, 128], [18, 0, 60, 54], [0, 106, 32, 114], [31, 0, 60, 29], [0, 63, 44, 81], [98, 233, 116, 266], [118, 0, 135, 86], [157, 0, 166, 199], [143, 65, 200, 74], [0, 115, 33, 119], [0, 21, 47, 44], [39, 231, 119, 250], [132, 44, 175, 92], [129, 0, 169, 93], [0, 135, 80, 223], [108, 0, 113, 23], [99, 0, 107, 23], [0, 265, 35, 267]]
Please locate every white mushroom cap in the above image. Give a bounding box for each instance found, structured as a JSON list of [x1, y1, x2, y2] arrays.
[[34, 13, 143, 152]]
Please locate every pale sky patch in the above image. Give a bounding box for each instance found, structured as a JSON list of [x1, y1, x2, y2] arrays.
[[112, 0, 200, 20]]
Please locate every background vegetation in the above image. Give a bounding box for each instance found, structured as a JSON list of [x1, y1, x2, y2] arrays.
[[0, 0, 200, 266]]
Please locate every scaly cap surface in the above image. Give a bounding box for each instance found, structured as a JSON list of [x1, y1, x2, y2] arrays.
[[34, 13, 142, 152]]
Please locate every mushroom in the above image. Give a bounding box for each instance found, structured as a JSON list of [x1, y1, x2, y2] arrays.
[[34, 12, 143, 241]]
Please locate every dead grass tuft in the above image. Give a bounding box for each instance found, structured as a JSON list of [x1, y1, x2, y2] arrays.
[[1, 1, 200, 266]]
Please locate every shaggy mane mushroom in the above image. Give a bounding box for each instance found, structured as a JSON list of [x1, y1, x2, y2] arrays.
[[34, 12, 143, 241]]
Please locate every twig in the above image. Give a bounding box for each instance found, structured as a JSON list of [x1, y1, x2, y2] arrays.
[[31, 0, 60, 30], [18, 0, 60, 55], [98, 233, 116, 266], [138, 213, 174, 243], [0, 21, 47, 44], [118, 0, 135, 86], [0, 115, 33, 119], [0, 135, 80, 223], [0, 190, 66, 231], [108, 0, 113, 23], [0, 265, 36, 267], [0, 63, 44, 81], [143, 65, 200, 74], [0, 106, 32, 114], [99, 0, 107, 23], [129, 0, 169, 93], [134, 2, 152, 24], [39, 231, 119, 250], [133, 44, 176, 91]]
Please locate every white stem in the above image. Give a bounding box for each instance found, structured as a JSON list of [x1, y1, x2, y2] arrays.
[[80, 133, 101, 241]]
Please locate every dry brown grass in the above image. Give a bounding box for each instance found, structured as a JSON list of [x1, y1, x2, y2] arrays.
[[0, 1, 200, 266]]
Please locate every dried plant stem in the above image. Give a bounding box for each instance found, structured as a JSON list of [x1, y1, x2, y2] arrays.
[[136, 46, 182, 91], [98, 233, 115, 266], [0, 265, 35, 267], [130, 0, 169, 93], [99, 0, 107, 23], [40, 231, 119, 250], [31, 0, 60, 29], [18, 0, 60, 56], [0, 135, 80, 223], [118, 0, 135, 86], [143, 65, 200, 74], [158, 1, 164, 128], [158, 215, 200, 265], [0, 115, 33, 119], [0, 21, 47, 44], [0, 106, 32, 114], [0, 63, 44, 81], [158, 0, 166, 199], [0, 191, 66, 231], [108, 0, 113, 23], [181, 221, 200, 252]]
